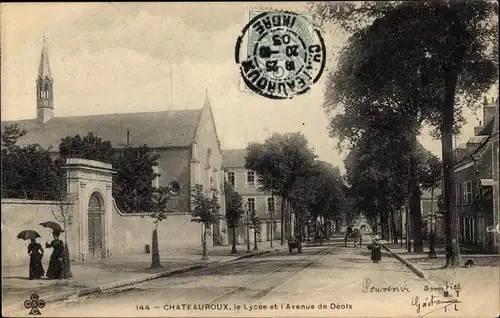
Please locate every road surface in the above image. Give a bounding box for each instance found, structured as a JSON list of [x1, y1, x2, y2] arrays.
[[9, 236, 493, 317]]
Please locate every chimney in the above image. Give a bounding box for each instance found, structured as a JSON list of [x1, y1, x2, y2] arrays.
[[474, 121, 483, 136], [484, 105, 497, 125]]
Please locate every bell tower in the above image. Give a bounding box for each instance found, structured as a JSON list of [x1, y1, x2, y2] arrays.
[[36, 36, 54, 124]]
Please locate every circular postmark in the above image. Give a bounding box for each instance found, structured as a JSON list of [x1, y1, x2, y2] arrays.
[[235, 11, 326, 99]]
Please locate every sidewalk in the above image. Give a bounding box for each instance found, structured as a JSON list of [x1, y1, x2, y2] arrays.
[[381, 241, 500, 316], [2, 241, 284, 312], [382, 240, 499, 266]]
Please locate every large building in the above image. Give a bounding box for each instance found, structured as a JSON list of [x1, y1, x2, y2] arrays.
[[222, 149, 282, 244], [452, 96, 499, 253], [1, 40, 229, 252]]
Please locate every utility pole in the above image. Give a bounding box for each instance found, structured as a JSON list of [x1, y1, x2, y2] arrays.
[[270, 176, 274, 248]]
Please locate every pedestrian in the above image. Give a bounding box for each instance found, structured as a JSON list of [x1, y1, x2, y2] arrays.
[[346, 224, 353, 236], [27, 238, 45, 280], [371, 235, 382, 263], [428, 230, 437, 258], [45, 231, 64, 279]]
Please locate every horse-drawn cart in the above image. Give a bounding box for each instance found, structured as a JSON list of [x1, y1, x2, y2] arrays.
[[288, 237, 302, 254], [344, 228, 363, 248]]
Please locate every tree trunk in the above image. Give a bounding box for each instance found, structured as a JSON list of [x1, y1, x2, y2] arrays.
[[151, 227, 162, 268], [62, 228, 72, 279], [430, 188, 434, 234], [202, 224, 209, 260], [253, 230, 258, 250], [231, 227, 237, 254], [280, 197, 286, 245], [408, 134, 424, 253], [442, 70, 460, 266], [391, 210, 398, 243], [62, 244, 72, 279]]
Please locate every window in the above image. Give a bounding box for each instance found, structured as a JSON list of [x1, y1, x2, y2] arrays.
[[463, 181, 472, 204], [206, 149, 212, 169], [226, 171, 235, 187], [152, 165, 159, 188], [247, 198, 255, 212], [456, 183, 463, 206], [267, 197, 275, 213], [247, 170, 255, 187]]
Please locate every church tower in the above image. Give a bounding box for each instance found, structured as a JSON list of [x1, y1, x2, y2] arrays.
[[36, 37, 54, 123]]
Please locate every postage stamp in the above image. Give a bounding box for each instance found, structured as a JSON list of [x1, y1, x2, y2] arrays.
[[235, 11, 326, 99]]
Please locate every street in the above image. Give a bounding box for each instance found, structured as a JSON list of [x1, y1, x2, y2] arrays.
[[9, 235, 491, 318]]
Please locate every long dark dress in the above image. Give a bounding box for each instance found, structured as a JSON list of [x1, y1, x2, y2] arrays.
[[28, 243, 45, 279], [46, 239, 64, 279], [371, 241, 382, 262]]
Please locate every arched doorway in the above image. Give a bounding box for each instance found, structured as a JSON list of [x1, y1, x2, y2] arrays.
[[88, 192, 104, 260]]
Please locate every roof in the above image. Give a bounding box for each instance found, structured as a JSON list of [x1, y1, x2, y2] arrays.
[[467, 135, 488, 144], [222, 149, 247, 168], [1, 109, 203, 150]]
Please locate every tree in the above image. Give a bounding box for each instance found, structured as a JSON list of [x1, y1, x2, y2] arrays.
[[190, 184, 222, 260], [51, 192, 77, 279], [245, 132, 316, 245], [1, 123, 26, 151], [148, 186, 180, 269], [59, 133, 114, 164], [312, 1, 498, 262], [249, 208, 260, 251], [288, 160, 345, 241], [224, 181, 244, 254], [1, 144, 64, 200], [1, 124, 64, 200], [113, 145, 160, 213], [343, 130, 410, 242]]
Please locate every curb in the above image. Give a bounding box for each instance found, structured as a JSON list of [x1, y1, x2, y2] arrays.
[[219, 250, 272, 264], [4, 249, 280, 314], [4, 264, 205, 314], [381, 243, 427, 279]]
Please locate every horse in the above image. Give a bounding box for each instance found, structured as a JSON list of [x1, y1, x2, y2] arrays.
[[344, 228, 363, 248]]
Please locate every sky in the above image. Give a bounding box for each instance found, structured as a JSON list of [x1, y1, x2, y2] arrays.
[[1, 2, 498, 172]]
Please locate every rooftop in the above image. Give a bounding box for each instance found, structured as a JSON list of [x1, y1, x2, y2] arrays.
[[1, 109, 203, 150], [222, 149, 247, 168]]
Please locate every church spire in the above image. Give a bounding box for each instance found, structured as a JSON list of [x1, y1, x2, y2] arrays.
[[38, 36, 52, 80], [36, 36, 54, 124]]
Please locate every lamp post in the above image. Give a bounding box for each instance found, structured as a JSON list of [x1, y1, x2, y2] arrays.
[[245, 202, 251, 253]]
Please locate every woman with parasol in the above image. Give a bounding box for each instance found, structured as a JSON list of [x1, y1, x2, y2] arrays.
[[40, 222, 65, 279], [17, 230, 45, 279]]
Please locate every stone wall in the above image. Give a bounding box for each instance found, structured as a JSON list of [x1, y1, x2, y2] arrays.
[[111, 200, 212, 255], [1, 199, 78, 267]]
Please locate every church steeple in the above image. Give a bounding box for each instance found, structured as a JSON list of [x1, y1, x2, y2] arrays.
[[36, 36, 54, 124]]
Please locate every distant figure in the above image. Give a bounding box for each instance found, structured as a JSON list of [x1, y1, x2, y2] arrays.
[[428, 230, 437, 258], [27, 239, 45, 280], [346, 225, 353, 236], [371, 236, 382, 263], [45, 232, 64, 279]]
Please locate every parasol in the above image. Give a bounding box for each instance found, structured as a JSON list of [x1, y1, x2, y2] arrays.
[[17, 230, 41, 240], [39, 221, 64, 233]]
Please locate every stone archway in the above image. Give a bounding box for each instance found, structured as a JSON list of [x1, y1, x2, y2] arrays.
[[88, 192, 104, 260]]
